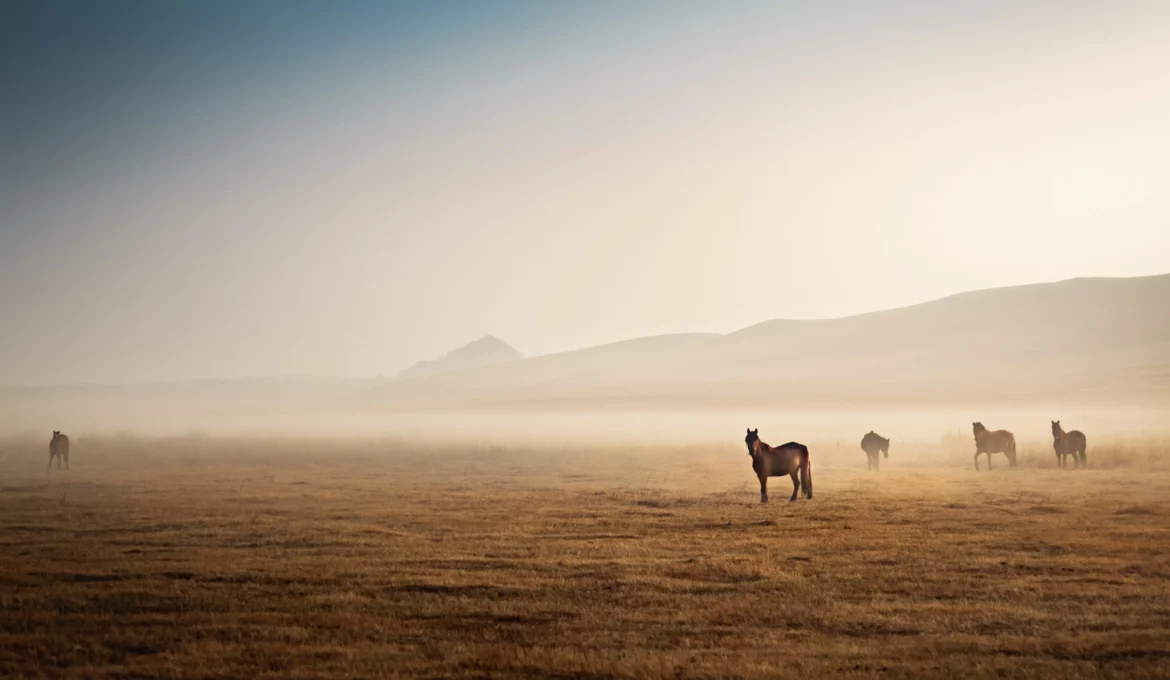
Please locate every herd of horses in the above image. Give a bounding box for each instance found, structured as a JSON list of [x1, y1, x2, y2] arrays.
[[745, 420, 1088, 503], [44, 421, 1091, 505]]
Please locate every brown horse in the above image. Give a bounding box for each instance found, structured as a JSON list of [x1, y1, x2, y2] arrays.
[[744, 428, 812, 503], [48, 430, 70, 473], [972, 422, 1015, 470], [1051, 420, 1087, 469], [860, 431, 890, 471]]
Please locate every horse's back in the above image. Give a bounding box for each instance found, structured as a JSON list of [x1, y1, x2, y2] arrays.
[[760, 442, 807, 476], [50, 435, 69, 456], [992, 429, 1014, 445], [978, 429, 1014, 452]]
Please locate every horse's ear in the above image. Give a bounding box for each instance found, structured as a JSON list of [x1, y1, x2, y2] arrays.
[[746, 428, 751, 434]]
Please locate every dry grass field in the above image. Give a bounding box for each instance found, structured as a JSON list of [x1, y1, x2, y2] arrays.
[[2, 434, 1170, 678]]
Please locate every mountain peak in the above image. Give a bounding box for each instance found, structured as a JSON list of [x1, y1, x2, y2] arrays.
[[397, 336, 523, 380]]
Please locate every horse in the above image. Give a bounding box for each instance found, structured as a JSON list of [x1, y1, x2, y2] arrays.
[[860, 431, 890, 471], [48, 430, 70, 473], [1051, 420, 1087, 469], [972, 422, 1015, 470], [744, 428, 812, 503]]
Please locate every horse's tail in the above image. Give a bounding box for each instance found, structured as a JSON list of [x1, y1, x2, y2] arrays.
[[801, 445, 813, 499], [1008, 436, 1017, 466]]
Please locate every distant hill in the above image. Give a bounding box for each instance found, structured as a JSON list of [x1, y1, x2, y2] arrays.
[[367, 274, 1170, 408], [372, 333, 719, 405], [396, 336, 523, 380], [3, 275, 1166, 436]]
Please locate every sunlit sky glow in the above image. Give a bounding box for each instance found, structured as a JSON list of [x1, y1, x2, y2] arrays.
[[2, 1, 1168, 386]]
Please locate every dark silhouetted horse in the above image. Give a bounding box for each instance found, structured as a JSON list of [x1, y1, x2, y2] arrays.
[[972, 422, 1015, 471], [48, 430, 70, 473], [1051, 420, 1087, 469], [744, 428, 812, 503], [860, 431, 890, 471]]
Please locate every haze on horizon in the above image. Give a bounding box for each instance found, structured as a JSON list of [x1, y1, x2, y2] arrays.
[[3, 1, 1169, 388]]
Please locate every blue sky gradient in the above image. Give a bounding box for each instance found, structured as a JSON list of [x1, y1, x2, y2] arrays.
[[2, 1, 1168, 385]]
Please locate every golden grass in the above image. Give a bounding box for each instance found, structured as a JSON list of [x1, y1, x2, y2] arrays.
[[2, 435, 1169, 678]]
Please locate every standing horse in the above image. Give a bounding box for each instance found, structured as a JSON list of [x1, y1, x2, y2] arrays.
[[972, 422, 1015, 470], [860, 431, 890, 471], [744, 429, 813, 503], [1051, 420, 1087, 469], [48, 430, 70, 472]]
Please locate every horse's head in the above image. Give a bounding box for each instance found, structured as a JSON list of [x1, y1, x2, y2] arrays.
[[972, 422, 985, 438], [1051, 420, 1061, 438], [744, 428, 759, 456], [52, 430, 60, 438], [882, 436, 891, 458]]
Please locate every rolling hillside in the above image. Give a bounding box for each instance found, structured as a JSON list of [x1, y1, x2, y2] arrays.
[[3, 275, 1166, 435], [366, 274, 1170, 408]]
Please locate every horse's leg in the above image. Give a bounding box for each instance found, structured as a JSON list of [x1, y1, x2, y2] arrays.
[[987, 453, 993, 470], [789, 472, 800, 502], [973, 451, 981, 471], [874, 453, 880, 472], [867, 453, 872, 471], [759, 475, 768, 504]]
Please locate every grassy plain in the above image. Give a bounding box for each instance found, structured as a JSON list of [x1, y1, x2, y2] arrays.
[[1, 434, 1169, 678]]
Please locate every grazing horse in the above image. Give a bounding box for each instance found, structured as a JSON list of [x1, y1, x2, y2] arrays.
[[1051, 420, 1087, 469], [972, 422, 1015, 470], [48, 430, 70, 472], [860, 431, 890, 471], [744, 428, 813, 503]]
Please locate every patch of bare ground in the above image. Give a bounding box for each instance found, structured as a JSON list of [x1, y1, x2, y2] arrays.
[[1, 437, 1169, 678]]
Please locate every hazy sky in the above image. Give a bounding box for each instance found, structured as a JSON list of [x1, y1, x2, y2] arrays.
[[2, 1, 1169, 386]]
